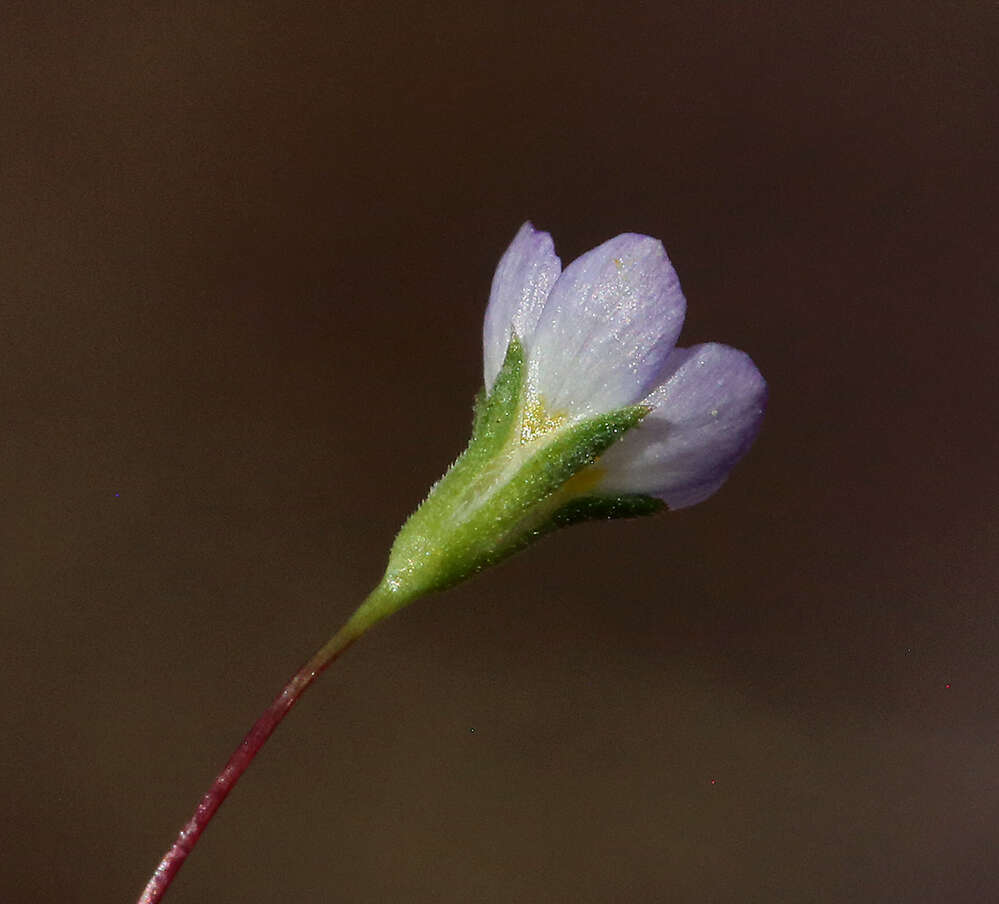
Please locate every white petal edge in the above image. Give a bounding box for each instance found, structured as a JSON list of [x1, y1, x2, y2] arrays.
[[526, 233, 686, 417], [594, 343, 767, 508], [482, 222, 561, 390]]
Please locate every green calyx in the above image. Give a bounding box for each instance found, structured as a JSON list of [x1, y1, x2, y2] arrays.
[[347, 336, 663, 633]]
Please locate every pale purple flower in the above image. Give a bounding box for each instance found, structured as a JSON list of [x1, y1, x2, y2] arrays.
[[484, 222, 766, 509]]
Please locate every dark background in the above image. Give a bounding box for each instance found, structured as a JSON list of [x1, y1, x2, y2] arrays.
[[3, 2, 996, 901]]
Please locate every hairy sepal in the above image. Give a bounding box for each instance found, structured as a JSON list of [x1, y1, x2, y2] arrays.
[[371, 338, 654, 619]]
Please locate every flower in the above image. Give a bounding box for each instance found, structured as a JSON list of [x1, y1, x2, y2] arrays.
[[351, 222, 766, 631], [135, 223, 768, 903], [484, 222, 767, 510]]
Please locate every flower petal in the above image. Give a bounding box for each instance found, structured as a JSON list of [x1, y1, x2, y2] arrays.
[[483, 222, 561, 390], [595, 343, 766, 508], [526, 234, 686, 417]]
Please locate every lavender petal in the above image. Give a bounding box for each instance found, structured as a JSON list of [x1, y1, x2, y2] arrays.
[[595, 343, 766, 508], [482, 222, 561, 391], [527, 233, 685, 416]]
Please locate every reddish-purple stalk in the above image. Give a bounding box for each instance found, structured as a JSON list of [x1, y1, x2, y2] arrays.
[[136, 623, 362, 904]]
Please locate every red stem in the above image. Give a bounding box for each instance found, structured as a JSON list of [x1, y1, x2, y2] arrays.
[[136, 624, 361, 904]]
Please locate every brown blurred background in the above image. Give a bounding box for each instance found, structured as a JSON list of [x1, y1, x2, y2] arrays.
[[2, 1, 996, 901]]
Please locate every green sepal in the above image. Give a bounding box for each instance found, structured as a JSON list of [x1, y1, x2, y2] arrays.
[[357, 338, 652, 628], [394, 335, 524, 540], [464, 335, 524, 464], [457, 493, 664, 588], [550, 493, 665, 527], [468, 404, 650, 546], [455, 407, 651, 573], [469, 387, 487, 438], [365, 337, 526, 614], [383, 403, 648, 599]]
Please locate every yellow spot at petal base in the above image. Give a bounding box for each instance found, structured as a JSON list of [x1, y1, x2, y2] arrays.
[[560, 464, 605, 497], [520, 397, 567, 443]]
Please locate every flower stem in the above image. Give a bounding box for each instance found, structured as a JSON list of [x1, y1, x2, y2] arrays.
[[136, 618, 366, 904]]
